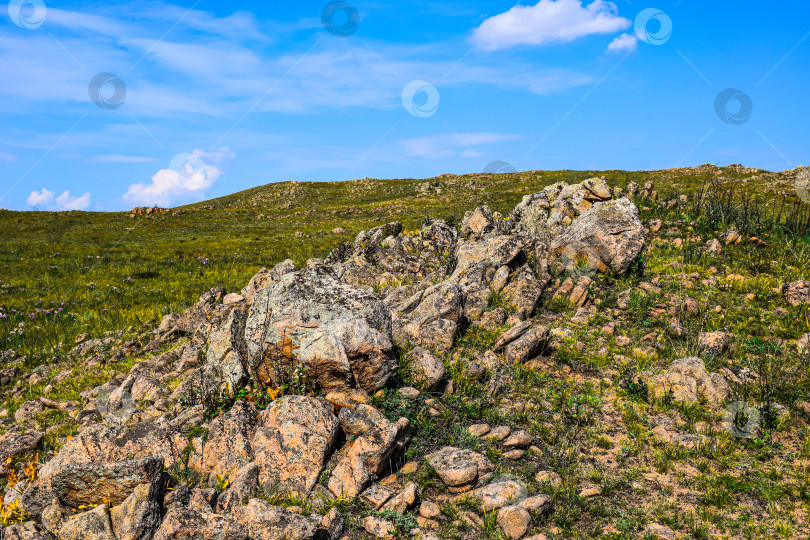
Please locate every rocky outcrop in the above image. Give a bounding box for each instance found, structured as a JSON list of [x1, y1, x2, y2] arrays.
[[550, 198, 646, 274], [245, 265, 397, 394], [642, 357, 731, 409]]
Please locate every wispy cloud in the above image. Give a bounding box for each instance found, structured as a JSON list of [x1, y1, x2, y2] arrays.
[[471, 0, 630, 51]]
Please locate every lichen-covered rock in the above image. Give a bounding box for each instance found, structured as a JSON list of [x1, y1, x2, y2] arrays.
[[0, 431, 43, 463], [23, 422, 185, 518], [109, 483, 161, 540], [644, 357, 731, 409], [233, 498, 328, 540], [425, 446, 494, 493], [328, 411, 410, 497], [189, 400, 258, 486], [785, 280, 810, 306], [501, 265, 548, 320], [253, 396, 339, 496], [461, 205, 495, 237], [175, 286, 225, 337], [50, 456, 163, 508], [152, 507, 248, 539], [245, 265, 397, 394], [58, 504, 117, 540], [550, 198, 646, 274], [697, 331, 730, 356], [205, 305, 249, 395], [406, 347, 446, 389], [503, 326, 549, 365]]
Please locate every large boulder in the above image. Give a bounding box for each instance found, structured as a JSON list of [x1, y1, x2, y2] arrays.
[[189, 400, 259, 485], [425, 446, 494, 493], [550, 197, 646, 274], [23, 422, 185, 517], [244, 265, 397, 394], [253, 396, 340, 496]]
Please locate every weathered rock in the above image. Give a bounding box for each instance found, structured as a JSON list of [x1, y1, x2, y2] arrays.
[[205, 306, 249, 394], [361, 483, 396, 510], [50, 456, 163, 508], [380, 482, 418, 513], [24, 422, 185, 517], [644, 357, 731, 409], [550, 198, 645, 274], [502, 265, 547, 320], [109, 483, 161, 540], [58, 504, 116, 540], [461, 205, 495, 237], [362, 516, 395, 539], [14, 400, 46, 423], [464, 479, 526, 511], [0, 431, 43, 463], [503, 326, 549, 365], [697, 331, 730, 356], [425, 446, 494, 493], [175, 286, 225, 336], [214, 462, 259, 513], [245, 265, 397, 394], [234, 498, 328, 540], [253, 396, 339, 496], [497, 504, 531, 540], [328, 414, 410, 498], [190, 400, 258, 485], [784, 281, 810, 306], [407, 347, 446, 389], [152, 507, 248, 539]]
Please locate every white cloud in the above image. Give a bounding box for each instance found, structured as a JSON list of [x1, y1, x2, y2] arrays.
[[471, 0, 631, 51], [0, 152, 15, 162], [27, 188, 91, 210], [400, 132, 522, 159], [55, 191, 91, 210], [27, 188, 54, 207], [606, 33, 638, 54], [123, 148, 234, 207]]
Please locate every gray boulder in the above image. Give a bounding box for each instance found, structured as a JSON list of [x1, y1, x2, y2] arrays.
[[550, 197, 646, 274], [244, 265, 397, 394]]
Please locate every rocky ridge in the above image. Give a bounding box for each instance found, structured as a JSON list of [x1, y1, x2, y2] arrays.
[[0, 177, 776, 539]]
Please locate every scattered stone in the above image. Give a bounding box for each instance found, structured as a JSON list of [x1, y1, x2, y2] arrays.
[[468, 423, 491, 437], [407, 347, 447, 389], [425, 446, 494, 493], [497, 504, 531, 540], [785, 281, 810, 306]]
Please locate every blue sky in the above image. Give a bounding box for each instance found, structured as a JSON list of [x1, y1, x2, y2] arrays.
[[1, 0, 808, 211]]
